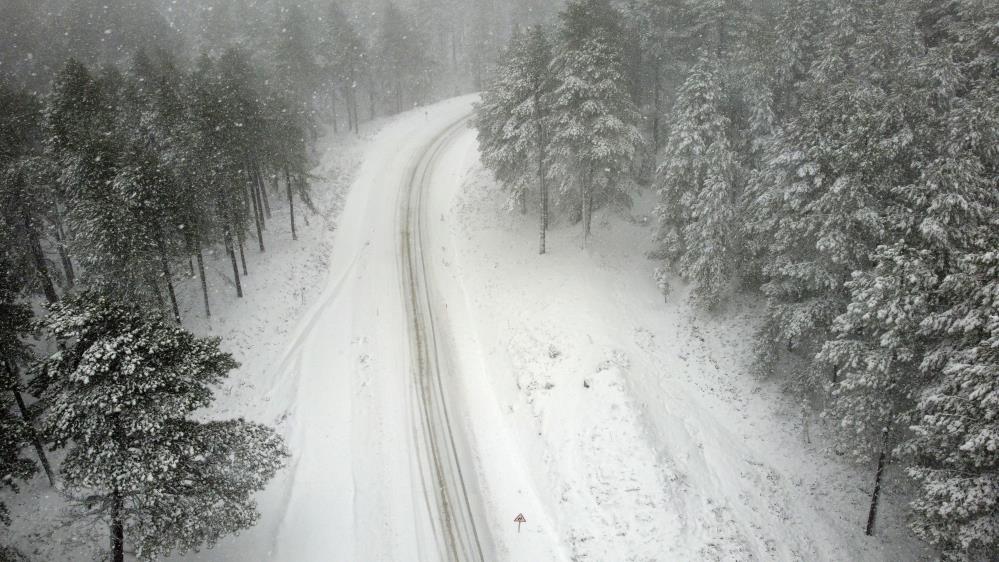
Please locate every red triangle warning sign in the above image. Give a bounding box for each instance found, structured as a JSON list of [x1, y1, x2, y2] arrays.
[[514, 513, 526, 523]]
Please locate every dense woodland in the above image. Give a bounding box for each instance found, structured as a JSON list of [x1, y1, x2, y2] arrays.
[[475, 0, 999, 559], [0, 0, 553, 560]]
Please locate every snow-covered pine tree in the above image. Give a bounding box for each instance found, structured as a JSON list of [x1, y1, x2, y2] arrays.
[[1, 86, 61, 304], [0, 260, 38, 526], [811, 0, 997, 537], [743, 0, 924, 389], [216, 48, 267, 256], [0, 391, 34, 527], [33, 292, 288, 562], [889, 1, 998, 553], [377, 3, 434, 113], [0, 249, 55, 491], [653, 57, 743, 307], [47, 59, 159, 305], [320, 0, 366, 134], [547, 0, 642, 247], [907, 241, 999, 559], [186, 53, 247, 298], [475, 26, 555, 253], [621, 0, 698, 155], [273, 4, 319, 130]]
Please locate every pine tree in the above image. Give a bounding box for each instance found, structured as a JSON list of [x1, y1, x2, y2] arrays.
[[187, 53, 246, 298], [621, 0, 698, 154], [47, 59, 160, 305], [320, 1, 367, 134], [548, 0, 642, 247], [653, 57, 743, 307], [34, 292, 288, 562], [377, 3, 434, 113], [475, 26, 555, 253], [274, 5, 319, 129], [0, 86, 61, 304], [0, 393, 34, 527], [906, 242, 999, 559], [0, 257, 38, 526]]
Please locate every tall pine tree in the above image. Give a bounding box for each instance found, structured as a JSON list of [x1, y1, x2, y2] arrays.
[[34, 292, 287, 562]]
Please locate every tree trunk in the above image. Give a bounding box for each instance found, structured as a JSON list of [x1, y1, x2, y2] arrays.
[[25, 212, 58, 304], [10, 387, 55, 486], [248, 182, 265, 252], [865, 425, 891, 536], [652, 63, 662, 154], [155, 227, 181, 324], [255, 164, 271, 219], [533, 92, 548, 255], [110, 488, 124, 562], [343, 88, 352, 133], [330, 89, 339, 134], [195, 240, 210, 318], [286, 167, 297, 241], [224, 231, 243, 298], [5, 362, 55, 487], [54, 219, 75, 288], [237, 231, 248, 275], [352, 88, 360, 134]]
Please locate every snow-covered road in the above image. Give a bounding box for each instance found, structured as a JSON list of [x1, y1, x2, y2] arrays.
[[169, 95, 564, 562], [400, 114, 488, 562], [264, 99, 485, 561]]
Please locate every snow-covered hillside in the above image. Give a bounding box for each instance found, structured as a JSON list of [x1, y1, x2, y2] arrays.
[[423, 125, 932, 561]]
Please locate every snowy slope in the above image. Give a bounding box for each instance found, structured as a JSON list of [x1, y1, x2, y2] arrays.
[[422, 125, 932, 561]]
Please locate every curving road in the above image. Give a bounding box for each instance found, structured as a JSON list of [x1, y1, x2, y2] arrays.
[[178, 97, 561, 562], [245, 99, 493, 562], [399, 116, 488, 562]]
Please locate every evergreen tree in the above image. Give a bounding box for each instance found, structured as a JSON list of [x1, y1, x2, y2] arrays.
[[320, 1, 367, 134], [47, 60, 161, 305], [0, 257, 37, 526], [906, 241, 999, 559], [547, 0, 642, 246], [34, 292, 287, 562], [621, 0, 698, 154], [653, 57, 743, 307], [0, 393, 34, 527], [377, 3, 435, 113], [0, 87, 61, 304], [274, 5, 319, 129], [187, 53, 246, 297], [475, 26, 555, 253]]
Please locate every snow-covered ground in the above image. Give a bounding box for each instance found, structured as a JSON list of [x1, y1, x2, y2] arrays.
[[424, 125, 932, 561], [3, 96, 931, 561]]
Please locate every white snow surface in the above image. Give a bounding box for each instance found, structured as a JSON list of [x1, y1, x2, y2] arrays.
[[3, 96, 931, 561], [416, 115, 930, 561]]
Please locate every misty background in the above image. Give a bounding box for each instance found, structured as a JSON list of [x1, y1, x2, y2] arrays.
[[1, 0, 559, 107]]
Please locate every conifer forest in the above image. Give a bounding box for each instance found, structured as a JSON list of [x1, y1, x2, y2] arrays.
[[1, 0, 997, 561]]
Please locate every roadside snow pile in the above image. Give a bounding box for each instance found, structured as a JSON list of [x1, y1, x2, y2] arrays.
[[429, 131, 931, 561]]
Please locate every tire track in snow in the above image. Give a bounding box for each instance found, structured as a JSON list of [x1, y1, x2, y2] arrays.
[[399, 114, 488, 562]]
